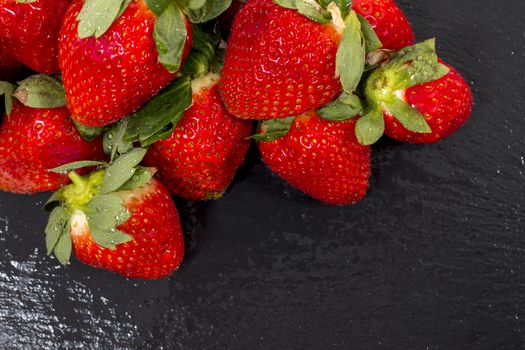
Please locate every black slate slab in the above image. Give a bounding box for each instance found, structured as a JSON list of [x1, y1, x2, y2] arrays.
[[0, 0, 524, 349]]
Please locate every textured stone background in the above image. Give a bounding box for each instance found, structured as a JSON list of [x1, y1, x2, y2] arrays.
[[0, 0, 523, 349]]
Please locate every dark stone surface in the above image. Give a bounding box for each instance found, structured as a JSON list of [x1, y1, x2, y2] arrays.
[[0, 0, 524, 349]]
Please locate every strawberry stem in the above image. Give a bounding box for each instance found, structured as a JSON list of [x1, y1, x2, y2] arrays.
[[68, 171, 87, 190]]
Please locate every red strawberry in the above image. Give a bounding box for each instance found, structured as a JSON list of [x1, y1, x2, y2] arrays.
[[0, 50, 22, 81], [59, 0, 192, 127], [0, 103, 105, 193], [220, 0, 244, 35], [45, 156, 185, 279], [69, 178, 184, 279], [0, 0, 70, 73], [358, 40, 473, 145], [220, 0, 342, 120], [145, 73, 253, 200], [383, 61, 473, 144], [352, 0, 414, 51], [258, 112, 370, 205]]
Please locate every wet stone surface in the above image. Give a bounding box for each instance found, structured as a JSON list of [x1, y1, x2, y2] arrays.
[[0, 0, 524, 349]]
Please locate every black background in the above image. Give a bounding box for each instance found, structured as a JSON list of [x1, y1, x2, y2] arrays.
[[0, 0, 524, 349]]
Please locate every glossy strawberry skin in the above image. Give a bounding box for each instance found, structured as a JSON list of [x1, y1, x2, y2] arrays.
[[145, 77, 253, 200], [0, 104, 105, 194], [352, 0, 415, 51], [259, 113, 371, 205], [70, 179, 184, 279], [0, 49, 22, 81], [384, 61, 473, 144], [220, 0, 342, 120], [59, 0, 192, 127], [0, 0, 70, 73]]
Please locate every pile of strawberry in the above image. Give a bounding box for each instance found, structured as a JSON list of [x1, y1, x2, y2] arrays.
[[0, 0, 472, 279]]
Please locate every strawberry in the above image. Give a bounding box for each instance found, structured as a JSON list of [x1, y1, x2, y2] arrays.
[[0, 103, 105, 193], [383, 61, 472, 144], [144, 73, 253, 201], [257, 112, 370, 205], [356, 39, 473, 145], [352, 0, 414, 51], [0, 50, 22, 81], [59, 0, 193, 127], [45, 153, 184, 279], [220, 0, 342, 120], [220, 0, 383, 120], [0, 0, 70, 74]]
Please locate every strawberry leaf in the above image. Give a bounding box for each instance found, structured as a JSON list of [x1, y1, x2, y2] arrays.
[[384, 98, 432, 134], [355, 107, 384, 145], [273, 0, 331, 24], [44, 189, 66, 212], [154, 3, 189, 73], [331, 0, 352, 18], [121, 76, 192, 147], [317, 92, 362, 121], [45, 207, 69, 256], [295, 0, 331, 23], [13, 75, 67, 109], [77, 0, 131, 39], [118, 167, 156, 191], [53, 223, 72, 266], [73, 120, 106, 142], [252, 117, 295, 142], [273, 0, 297, 9], [383, 39, 450, 90], [109, 119, 131, 162], [336, 11, 366, 93], [0, 81, 15, 115], [103, 122, 133, 161], [186, 0, 232, 23], [88, 224, 133, 250], [50, 161, 107, 174], [85, 195, 130, 230], [100, 148, 148, 194], [356, 13, 382, 53], [145, 0, 172, 16]]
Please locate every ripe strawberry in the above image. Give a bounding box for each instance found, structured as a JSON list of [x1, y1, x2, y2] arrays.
[[45, 156, 185, 279], [0, 103, 105, 193], [357, 40, 473, 145], [144, 73, 253, 200], [384, 61, 473, 144], [59, 0, 192, 127], [352, 0, 414, 51], [220, 0, 342, 120], [0, 50, 22, 81], [258, 112, 370, 205], [0, 0, 70, 73], [69, 178, 184, 279]]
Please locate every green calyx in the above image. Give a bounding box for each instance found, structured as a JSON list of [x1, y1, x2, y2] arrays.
[[355, 39, 451, 145], [104, 76, 192, 150], [62, 170, 105, 212], [44, 148, 155, 265], [364, 69, 399, 104]]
